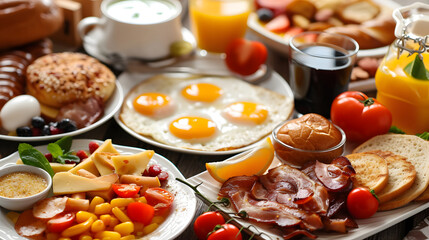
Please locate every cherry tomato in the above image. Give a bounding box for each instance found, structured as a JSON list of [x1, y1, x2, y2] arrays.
[[208, 223, 242, 240], [225, 38, 268, 76], [46, 212, 75, 233], [347, 187, 379, 219], [330, 91, 392, 142], [127, 202, 155, 225], [112, 184, 141, 198], [144, 187, 174, 212], [194, 211, 226, 240]]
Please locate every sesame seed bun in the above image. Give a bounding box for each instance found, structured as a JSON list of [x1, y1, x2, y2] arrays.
[[26, 52, 116, 108]]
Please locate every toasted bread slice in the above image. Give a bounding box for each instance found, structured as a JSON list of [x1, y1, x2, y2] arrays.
[[346, 152, 388, 193], [353, 134, 429, 211], [363, 150, 416, 203]]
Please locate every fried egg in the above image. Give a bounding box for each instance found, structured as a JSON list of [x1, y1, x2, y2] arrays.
[[120, 73, 293, 151]]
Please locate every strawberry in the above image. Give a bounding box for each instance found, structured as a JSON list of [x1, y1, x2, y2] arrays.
[[88, 141, 100, 154]]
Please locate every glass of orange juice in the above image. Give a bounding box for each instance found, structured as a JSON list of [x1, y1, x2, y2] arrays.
[[189, 0, 251, 53]]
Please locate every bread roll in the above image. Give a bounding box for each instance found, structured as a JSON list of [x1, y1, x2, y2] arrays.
[[0, 0, 63, 50], [26, 52, 116, 108]]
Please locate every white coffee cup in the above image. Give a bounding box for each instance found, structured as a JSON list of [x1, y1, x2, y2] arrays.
[[78, 0, 183, 60]]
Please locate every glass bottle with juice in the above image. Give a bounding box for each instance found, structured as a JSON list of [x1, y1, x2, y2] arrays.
[[375, 3, 429, 134], [189, 0, 251, 53]]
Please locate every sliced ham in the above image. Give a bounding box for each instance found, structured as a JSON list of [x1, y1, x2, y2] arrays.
[[32, 196, 68, 219], [56, 97, 104, 129], [15, 209, 46, 239]]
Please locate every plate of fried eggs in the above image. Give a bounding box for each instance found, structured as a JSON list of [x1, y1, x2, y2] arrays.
[[115, 71, 294, 155]]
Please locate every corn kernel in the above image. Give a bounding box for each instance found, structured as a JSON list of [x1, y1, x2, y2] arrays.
[[79, 235, 93, 240], [112, 207, 131, 222], [142, 223, 159, 235], [90, 196, 105, 212], [76, 211, 98, 223], [151, 216, 164, 225], [100, 214, 111, 226], [91, 219, 106, 233], [110, 198, 134, 208], [59, 238, 72, 240], [120, 235, 135, 240], [94, 203, 112, 215], [114, 222, 134, 236], [62, 217, 94, 237], [136, 197, 147, 204], [109, 216, 120, 228], [95, 231, 121, 240], [46, 232, 60, 240]]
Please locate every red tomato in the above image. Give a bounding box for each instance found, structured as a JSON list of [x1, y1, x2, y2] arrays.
[[347, 187, 379, 219], [330, 91, 392, 142], [264, 14, 290, 33], [225, 38, 268, 76], [46, 212, 75, 233], [207, 223, 242, 240], [144, 188, 174, 212], [194, 211, 225, 240], [127, 202, 155, 225], [112, 184, 141, 198]]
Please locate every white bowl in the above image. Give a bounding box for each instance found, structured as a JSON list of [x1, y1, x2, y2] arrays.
[[0, 165, 52, 211]]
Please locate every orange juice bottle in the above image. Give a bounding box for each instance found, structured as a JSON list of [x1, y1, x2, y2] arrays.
[[189, 0, 251, 53], [375, 3, 429, 134]]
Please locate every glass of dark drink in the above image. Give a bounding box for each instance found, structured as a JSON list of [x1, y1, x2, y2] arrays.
[[289, 31, 359, 118]]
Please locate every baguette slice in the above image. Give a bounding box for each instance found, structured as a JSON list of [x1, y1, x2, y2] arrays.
[[363, 150, 416, 203], [353, 134, 429, 211], [346, 152, 388, 193]]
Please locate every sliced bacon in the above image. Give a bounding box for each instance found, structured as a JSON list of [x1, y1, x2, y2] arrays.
[[314, 157, 355, 192], [56, 97, 104, 129], [283, 229, 318, 240]]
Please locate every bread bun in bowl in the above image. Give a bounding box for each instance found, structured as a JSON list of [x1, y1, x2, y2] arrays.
[[0, 0, 63, 50], [272, 113, 345, 168], [26, 52, 116, 108]]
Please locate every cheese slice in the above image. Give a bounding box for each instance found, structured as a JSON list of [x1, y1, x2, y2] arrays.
[[68, 139, 118, 176], [16, 159, 75, 173], [93, 152, 117, 176], [53, 172, 112, 195], [112, 150, 154, 176]]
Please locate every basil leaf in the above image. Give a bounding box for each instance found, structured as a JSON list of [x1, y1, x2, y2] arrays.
[[416, 132, 429, 140], [48, 143, 63, 159], [55, 136, 72, 153], [18, 143, 34, 155], [58, 154, 80, 163], [18, 148, 54, 177], [404, 55, 429, 80], [389, 126, 405, 134]]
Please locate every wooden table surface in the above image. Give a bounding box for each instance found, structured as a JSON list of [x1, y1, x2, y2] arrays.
[[1, 0, 428, 239]]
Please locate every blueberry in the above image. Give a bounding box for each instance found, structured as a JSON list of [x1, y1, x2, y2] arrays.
[[16, 126, 32, 137], [57, 119, 77, 132], [31, 116, 45, 129], [257, 8, 274, 22], [42, 125, 51, 136]]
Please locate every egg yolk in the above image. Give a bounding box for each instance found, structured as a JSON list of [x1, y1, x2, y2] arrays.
[[133, 93, 172, 116], [223, 102, 268, 125], [169, 116, 217, 139], [181, 83, 223, 102]]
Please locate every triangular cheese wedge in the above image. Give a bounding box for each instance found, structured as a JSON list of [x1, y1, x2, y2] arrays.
[[112, 150, 154, 176], [93, 152, 117, 176], [53, 172, 112, 195]]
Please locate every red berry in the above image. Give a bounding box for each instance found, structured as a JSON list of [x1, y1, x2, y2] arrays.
[[45, 153, 53, 162], [157, 171, 169, 181], [89, 142, 99, 154], [148, 165, 162, 177], [143, 169, 149, 176], [31, 127, 41, 136], [76, 150, 88, 161], [50, 126, 62, 135]]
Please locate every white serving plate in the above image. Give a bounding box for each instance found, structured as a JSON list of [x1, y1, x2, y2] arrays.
[[0, 139, 197, 240], [0, 82, 124, 142], [113, 57, 294, 155], [248, 0, 402, 59], [187, 143, 429, 240]]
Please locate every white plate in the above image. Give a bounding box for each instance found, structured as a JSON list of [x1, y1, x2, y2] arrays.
[[113, 60, 294, 155], [0, 82, 124, 142], [83, 27, 196, 65], [248, 0, 401, 59], [0, 139, 197, 240], [187, 147, 429, 240]]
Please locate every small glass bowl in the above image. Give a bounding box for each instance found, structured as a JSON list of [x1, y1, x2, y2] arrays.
[[271, 120, 346, 168], [0, 165, 52, 211]]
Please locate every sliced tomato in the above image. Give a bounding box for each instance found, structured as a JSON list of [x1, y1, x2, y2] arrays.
[[264, 14, 290, 33], [127, 202, 155, 225], [225, 38, 268, 76], [112, 184, 141, 198], [46, 212, 76, 233], [144, 187, 174, 212]]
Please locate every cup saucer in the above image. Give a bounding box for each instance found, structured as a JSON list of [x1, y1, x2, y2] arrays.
[[82, 27, 196, 66]]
